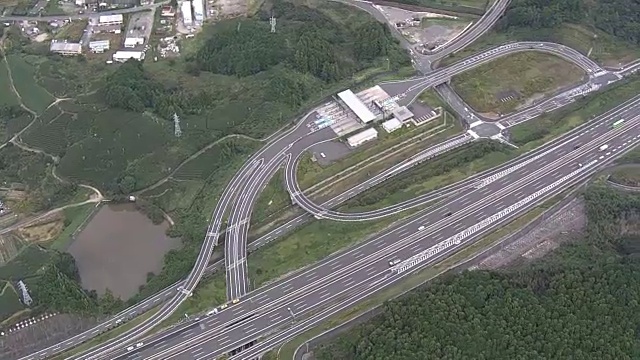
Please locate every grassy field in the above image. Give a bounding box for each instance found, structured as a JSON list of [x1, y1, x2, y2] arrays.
[[451, 52, 586, 114], [250, 170, 290, 227], [440, 25, 640, 68], [0, 114, 31, 143], [510, 76, 640, 149], [0, 61, 20, 107], [53, 20, 88, 42], [5, 55, 54, 114], [276, 201, 553, 359], [609, 166, 640, 187], [47, 204, 97, 251], [0, 281, 25, 322], [0, 245, 55, 281], [0, 234, 27, 266]]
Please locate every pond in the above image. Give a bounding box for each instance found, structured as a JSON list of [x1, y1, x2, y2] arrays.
[[67, 203, 180, 300]]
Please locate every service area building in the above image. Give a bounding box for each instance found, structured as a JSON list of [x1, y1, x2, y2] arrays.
[[50, 41, 82, 55], [347, 128, 378, 148], [382, 118, 403, 133], [99, 14, 123, 26], [112, 50, 145, 62], [337, 89, 378, 124], [181, 1, 193, 26], [392, 106, 414, 123], [192, 0, 204, 22], [124, 37, 145, 48], [89, 40, 110, 53]]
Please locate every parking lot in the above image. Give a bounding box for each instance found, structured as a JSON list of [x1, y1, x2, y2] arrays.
[[126, 10, 154, 46]]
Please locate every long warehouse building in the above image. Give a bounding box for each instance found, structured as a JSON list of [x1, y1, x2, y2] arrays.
[[338, 89, 377, 124], [181, 0, 193, 26], [192, 0, 204, 22], [347, 128, 378, 148]]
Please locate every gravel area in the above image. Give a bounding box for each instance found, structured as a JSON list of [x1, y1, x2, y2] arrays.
[[476, 197, 586, 270]]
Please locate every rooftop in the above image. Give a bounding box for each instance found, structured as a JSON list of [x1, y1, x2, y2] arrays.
[[50, 41, 82, 53], [337, 89, 376, 123], [392, 106, 414, 122]]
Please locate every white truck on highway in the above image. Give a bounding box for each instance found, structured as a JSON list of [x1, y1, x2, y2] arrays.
[[599, 144, 609, 152]]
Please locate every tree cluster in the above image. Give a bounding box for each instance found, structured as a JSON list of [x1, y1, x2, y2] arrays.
[[316, 186, 640, 360], [498, 0, 640, 45], [29, 251, 124, 315], [187, 1, 405, 81]]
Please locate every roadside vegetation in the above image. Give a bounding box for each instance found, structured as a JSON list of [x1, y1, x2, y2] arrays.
[[509, 75, 640, 148], [441, 0, 640, 67], [390, 0, 490, 15], [451, 52, 586, 115], [314, 186, 640, 360]]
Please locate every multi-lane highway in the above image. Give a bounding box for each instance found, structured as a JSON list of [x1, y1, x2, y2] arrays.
[[116, 103, 640, 360], [16, 0, 640, 358]]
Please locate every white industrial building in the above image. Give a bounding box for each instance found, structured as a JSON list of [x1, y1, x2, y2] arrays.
[[99, 14, 123, 26], [347, 128, 378, 148], [124, 37, 145, 48], [181, 1, 193, 26], [382, 118, 403, 133], [337, 89, 378, 124], [112, 50, 145, 63], [192, 0, 204, 22], [50, 41, 82, 55], [89, 40, 110, 53]]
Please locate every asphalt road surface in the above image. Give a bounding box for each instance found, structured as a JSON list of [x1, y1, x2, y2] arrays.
[[15, 0, 639, 358], [117, 111, 640, 360]]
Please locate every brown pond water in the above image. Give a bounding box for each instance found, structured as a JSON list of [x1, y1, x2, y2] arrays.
[[68, 203, 180, 300]]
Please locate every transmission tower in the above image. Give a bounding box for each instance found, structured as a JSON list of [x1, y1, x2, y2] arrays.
[[173, 112, 182, 138], [270, 16, 276, 33], [18, 280, 33, 306]]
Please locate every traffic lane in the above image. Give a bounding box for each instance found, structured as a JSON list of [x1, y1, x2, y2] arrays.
[[121, 127, 635, 360], [117, 116, 636, 360], [148, 153, 600, 360], [290, 116, 602, 220], [132, 133, 604, 358]]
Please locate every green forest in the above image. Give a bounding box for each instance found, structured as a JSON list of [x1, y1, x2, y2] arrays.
[[498, 0, 640, 45], [315, 186, 640, 360]]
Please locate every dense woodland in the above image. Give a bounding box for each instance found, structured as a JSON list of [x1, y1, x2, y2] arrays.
[[103, 0, 408, 119], [315, 186, 640, 360], [498, 0, 640, 45]]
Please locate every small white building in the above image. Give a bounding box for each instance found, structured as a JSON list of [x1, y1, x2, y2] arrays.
[[112, 50, 145, 63], [382, 118, 403, 133], [89, 40, 110, 53], [181, 1, 193, 26], [347, 128, 378, 148], [124, 37, 144, 48], [99, 14, 123, 26], [50, 41, 82, 55], [192, 0, 204, 22]]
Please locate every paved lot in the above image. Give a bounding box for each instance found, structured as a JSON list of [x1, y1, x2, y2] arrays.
[[309, 141, 352, 166]]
